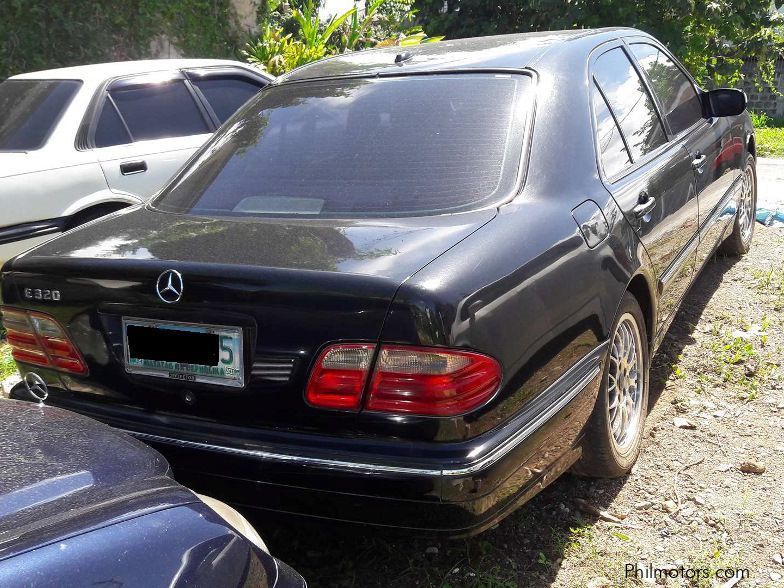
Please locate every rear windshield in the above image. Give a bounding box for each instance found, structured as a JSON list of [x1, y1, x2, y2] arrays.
[[0, 79, 81, 151], [153, 74, 531, 217]]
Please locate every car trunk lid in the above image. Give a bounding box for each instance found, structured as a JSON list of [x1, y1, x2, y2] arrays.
[[3, 206, 495, 435]]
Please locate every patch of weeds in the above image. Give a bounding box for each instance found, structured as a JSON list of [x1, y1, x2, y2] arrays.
[[671, 395, 689, 413], [752, 268, 776, 290], [610, 530, 630, 541], [685, 546, 748, 588], [751, 269, 784, 311], [710, 332, 771, 401], [0, 343, 17, 381], [551, 519, 599, 563], [672, 355, 686, 380], [695, 373, 713, 393]]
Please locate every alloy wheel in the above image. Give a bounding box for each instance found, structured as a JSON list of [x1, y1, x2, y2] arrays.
[[607, 313, 644, 453], [738, 165, 755, 244]]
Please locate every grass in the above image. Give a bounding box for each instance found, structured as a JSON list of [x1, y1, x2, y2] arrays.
[[0, 343, 16, 381], [685, 546, 749, 588], [750, 111, 784, 158], [752, 268, 784, 310], [708, 324, 773, 401]]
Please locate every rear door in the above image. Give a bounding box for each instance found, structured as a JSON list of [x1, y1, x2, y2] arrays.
[[90, 73, 215, 199], [626, 40, 735, 267], [591, 43, 700, 335]]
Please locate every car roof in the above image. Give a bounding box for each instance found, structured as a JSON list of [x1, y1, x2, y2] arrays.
[[282, 27, 639, 82], [9, 59, 254, 82]]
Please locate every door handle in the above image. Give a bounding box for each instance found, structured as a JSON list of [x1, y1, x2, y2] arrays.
[[633, 192, 656, 219], [691, 153, 707, 171], [120, 160, 148, 175]]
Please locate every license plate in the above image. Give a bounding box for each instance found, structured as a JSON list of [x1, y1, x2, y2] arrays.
[[122, 318, 244, 388]]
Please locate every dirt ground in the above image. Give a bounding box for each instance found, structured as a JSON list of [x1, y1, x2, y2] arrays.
[[260, 229, 784, 587]]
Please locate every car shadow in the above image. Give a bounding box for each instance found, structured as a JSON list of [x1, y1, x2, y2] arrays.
[[247, 254, 741, 588]]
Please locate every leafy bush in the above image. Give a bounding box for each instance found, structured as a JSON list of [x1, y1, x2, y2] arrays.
[[243, 0, 443, 76], [413, 0, 784, 90], [750, 111, 772, 128], [0, 342, 15, 381]]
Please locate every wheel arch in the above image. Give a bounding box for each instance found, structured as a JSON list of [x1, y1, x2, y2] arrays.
[[625, 272, 656, 349], [62, 190, 142, 230], [62, 190, 142, 219]]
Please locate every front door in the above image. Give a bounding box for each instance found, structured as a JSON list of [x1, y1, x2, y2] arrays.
[[626, 40, 735, 270]]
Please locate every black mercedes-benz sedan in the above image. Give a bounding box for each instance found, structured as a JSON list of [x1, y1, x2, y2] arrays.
[[1, 28, 756, 535]]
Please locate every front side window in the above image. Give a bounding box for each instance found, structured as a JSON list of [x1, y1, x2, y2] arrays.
[[108, 81, 209, 142], [153, 74, 531, 217], [630, 43, 703, 136], [593, 47, 667, 162], [0, 80, 81, 151]]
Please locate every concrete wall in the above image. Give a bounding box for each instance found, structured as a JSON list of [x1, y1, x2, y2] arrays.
[[741, 58, 784, 117]]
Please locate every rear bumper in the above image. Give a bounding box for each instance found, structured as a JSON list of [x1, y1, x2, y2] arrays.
[[11, 344, 605, 534]]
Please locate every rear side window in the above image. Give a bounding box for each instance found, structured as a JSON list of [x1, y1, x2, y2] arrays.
[[630, 43, 703, 136], [593, 48, 667, 162], [592, 82, 632, 178], [191, 76, 265, 123], [153, 74, 531, 218], [109, 81, 209, 142], [94, 100, 131, 148], [0, 80, 81, 151]]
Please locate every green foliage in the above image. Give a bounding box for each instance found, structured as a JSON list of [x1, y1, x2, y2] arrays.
[[159, 0, 241, 57], [756, 127, 784, 157], [243, 0, 443, 75], [0, 0, 241, 79], [243, 22, 323, 75], [750, 110, 772, 128], [414, 0, 784, 89], [749, 113, 784, 157], [0, 343, 16, 381], [243, 0, 357, 75], [293, 0, 356, 51], [342, 0, 385, 51]]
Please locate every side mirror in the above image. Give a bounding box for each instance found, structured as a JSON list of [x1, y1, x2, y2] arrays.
[[703, 88, 747, 118]]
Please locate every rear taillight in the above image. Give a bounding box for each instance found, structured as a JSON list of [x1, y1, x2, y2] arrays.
[[366, 345, 501, 416], [0, 307, 88, 375], [306, 343, 501, 416], [305, 344, 374, 410]]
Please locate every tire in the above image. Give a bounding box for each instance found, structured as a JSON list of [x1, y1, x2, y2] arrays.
[[719, 154, 756, 256], [573, 292, 649, 478]]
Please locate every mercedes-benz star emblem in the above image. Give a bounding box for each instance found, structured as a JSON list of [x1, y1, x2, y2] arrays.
[[156, 269, 184, 304], [23, 372, 48, 404]]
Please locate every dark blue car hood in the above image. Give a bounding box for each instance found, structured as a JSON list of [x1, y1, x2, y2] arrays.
[[0, 399, 192, 557]]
